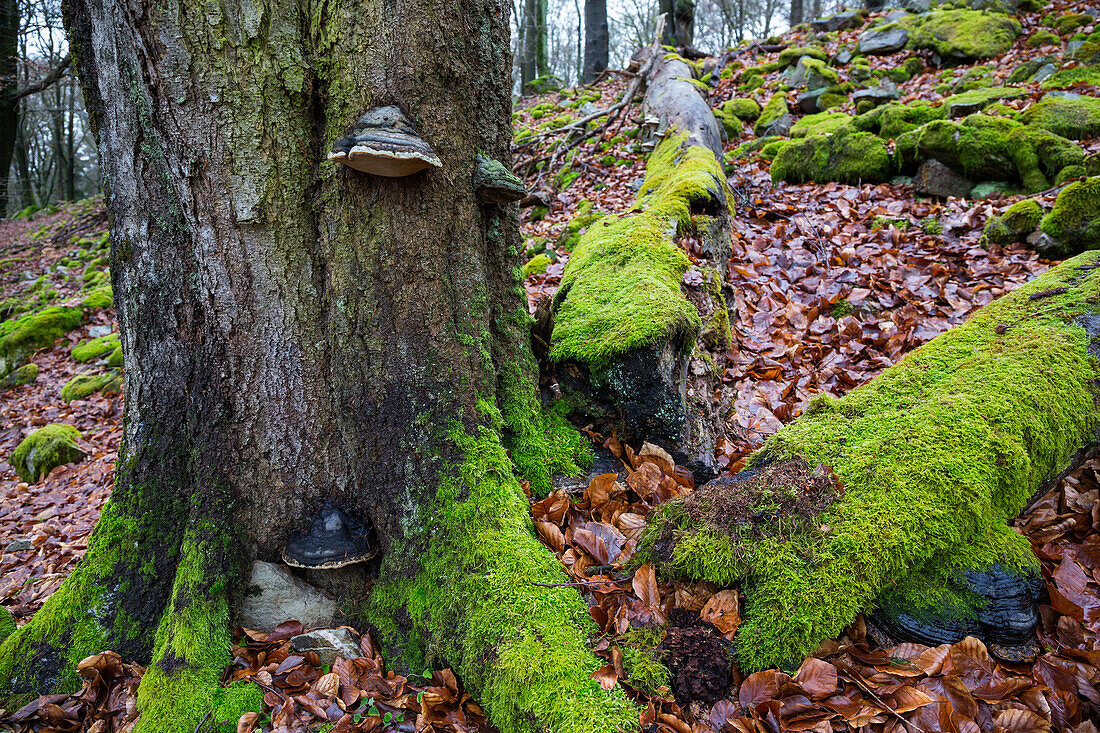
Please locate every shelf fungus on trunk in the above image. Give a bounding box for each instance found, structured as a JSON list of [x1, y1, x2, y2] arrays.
[[282, 506, 379, 569], [473, 154, 527, 204], [326, 106, 443, 176]]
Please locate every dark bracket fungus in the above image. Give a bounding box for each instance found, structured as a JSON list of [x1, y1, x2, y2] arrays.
[[326, 106, 443, 176], [282, 506, 379, 569], [473, 154, 527, 203]]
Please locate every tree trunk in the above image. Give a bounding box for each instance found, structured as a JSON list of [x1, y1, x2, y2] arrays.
[[0, 0, 19, 216], [536, 0, 549, 78], [583, 0, 609, 83], [789, 0, 804, 28], [643, 252, 1100, 672], [0, 1, 638, 732], [522, 0, 538, 87], [658, 0, 694, 47]]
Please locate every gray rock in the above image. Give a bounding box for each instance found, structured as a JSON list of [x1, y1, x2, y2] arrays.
[[832, 47, 854, 65], [5, 537, 33, 553], [970, 181, 1017, 199], [1044, 91, 1086, 101], [914, 159, 974, 199], [798, 88, 828, 114], [238, 561, 336, 632], [852, 81, 900, 108], [970, 0, 1015, 12], [1067, 40, 1086, 56], [579, 102, 600, 117], [760, 111, 792, 137], [811, 11, 863, 32], [1032, 63, 1058, 83], [291, 627, 363, 666], [1030, 231, 1064, 257], [884, 9, 909, 22], [904, 0, 930, 12], [857, 26, 909, 55], [87, 325, 114, 338]]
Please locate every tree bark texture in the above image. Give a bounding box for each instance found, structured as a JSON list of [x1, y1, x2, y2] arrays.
[[0, 1, 637, 731], [0, 0, 19, 215], [659, 0, 695, 48], [583, 0, 609, 84], [643, 252, 1100, 672], [789, 0, 804, 28], [549, 51, 731, 481]]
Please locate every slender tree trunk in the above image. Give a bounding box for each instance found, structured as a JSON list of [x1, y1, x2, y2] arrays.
[[14, 112, 35, 207], [522, 0, 538, 86], [789, 0, 804, 27], [583, 0, 609, 83], [536, 0, 549, 78], [0, 1, 638, 731], [658, 0, 694, 47], [0, 0, 19, 216]]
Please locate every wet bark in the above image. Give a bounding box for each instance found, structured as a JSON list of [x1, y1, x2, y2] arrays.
[[583, 0, 609, 83], [0, 0, 19, 215], [0, 0, 635, 730]]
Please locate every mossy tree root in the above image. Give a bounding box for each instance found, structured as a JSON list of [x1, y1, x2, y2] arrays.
[[366, 402, 639, 733], [642, 251, 1100, 671]]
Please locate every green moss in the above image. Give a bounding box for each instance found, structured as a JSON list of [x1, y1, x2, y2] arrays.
[[982, 198, 1044, 245], [1027, 30, 1061, 47], [61, 371, 123, 402], [522, 254, 551, 278], [81, 286, 113, 310], [646, 253, 1100, 670], [858, 100, 948, 139], [550, 133, 724, 367], [557, 202, 606, 252], [1022, 95, 1100, 140], [728, 136, 784, 161], [830, 299, 855, 318], [759, 140, 788, 160], [778, 46, 828, 67], [71, 333, 121, 363], [618, 629, 670, 696], [365, 403, 639, 733], [770, 129, 891, 185], [0, 305, 84, 376], [107, 346, 124, 368], [1041, 66, 1100, 89], [753, 94, 790, 137], [897, 10, 1022, 60], [713, 98, 762, 137], [10, 423, 84, 485], [1054, 13, 1092, 34], [0, 607, 14, 644], [790, 111, 854, 138], [0, 363, 38, 390], [1039, 177, 1100, 256], [1056, 165, 1087, 184], [943, 86, 1024, 115]]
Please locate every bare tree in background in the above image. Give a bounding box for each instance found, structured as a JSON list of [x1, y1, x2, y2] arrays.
[[583, 0, 609, 82]]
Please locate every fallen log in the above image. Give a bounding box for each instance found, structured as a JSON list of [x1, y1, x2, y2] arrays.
[[640, 252, 1100, 671], [547, 49, 733, 480]]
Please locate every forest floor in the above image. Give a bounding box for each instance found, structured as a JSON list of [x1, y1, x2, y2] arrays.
[[2, 1, 1100, 731]]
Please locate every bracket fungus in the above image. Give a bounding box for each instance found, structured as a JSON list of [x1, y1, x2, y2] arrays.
[[282, 506, 379, 569], [473, 154, 527, 204], [326, 106, 442, 176]]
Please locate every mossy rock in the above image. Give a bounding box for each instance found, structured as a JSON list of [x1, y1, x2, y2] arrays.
[[1039, 176, 1100, 256], [10, 424, 86, 484], [0, 606, 14, 644], [713, 98, 762, 137], [0, 363, 38, 390], [1040, 66, 1100, 89], [790, 111, 855, 138], [942, 86, 1024, 117], [728, 136, 785, 161], [0, 306, 85, 377], [107, 346, 124, 368], [1027, 30, 1061, 48], [1022, 95, 1100, 140], [557, 201, 606, 253], [1054, 13, 1092, 35], [771, 130, 891, 185], [522, 254, 551, 278], [81, 286, 113, 310], [71, 333, 121, 363], [60, 371, 123, 402], [897, 10, 1022, 62], [861, 100, 948, 139], [754, 94, 791, 137], [982, 199, 1044, 245], [759, 140, 789, 160], [777, 46, 828, 67]]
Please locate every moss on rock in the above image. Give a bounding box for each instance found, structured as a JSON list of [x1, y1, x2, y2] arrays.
[[753, 94, 791, 137], [897, 10, 1022, 61], [777, 46, 828, 67], [642, 252, 1100, 671], [1039, 176, 1100, 256], [0, 306, 84, 377], [1041, 66, 1100, 89], [0, 363, 38, 390], [61, 371, 123, 402], [770, 129, 891, 185], [790, 111, 855, 138], [10, 424, 85, 484], [71, 333, 121, 363], [522, 254, 551, 278], [550, 132, 726, 367], [1022, 95, 1100, 140], [713, 98, 761, 137], [982, 198, 1044, 245]]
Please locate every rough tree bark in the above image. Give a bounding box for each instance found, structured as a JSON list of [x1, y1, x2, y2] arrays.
[[789, 0, 804, 28], [0, 0, 19, 215], [0, 1, 638, 731], [659, 0, 695, 48], [583, 0, 609, 84]]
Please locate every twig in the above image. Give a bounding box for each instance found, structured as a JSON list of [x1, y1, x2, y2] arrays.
[[837, 663, 928, 733], [12, 54, 72, 102], [191, 710, 212, 733]]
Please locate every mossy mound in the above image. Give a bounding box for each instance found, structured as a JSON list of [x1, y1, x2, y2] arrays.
[[1039, 176, 1100, 256], [556, 201, 606, 253], [61, 371, 123, 402], [1054, 13, 1092, 35], [1022, 95, 1100, 140], [71, 333, 121, 363], [1041, 66, 1100, 89], [1027, 30, 1060, 47], [0, 363, 38, 390], [897, 10, 1022, 62], [753, 94, 791, 137], [0, 606, 14, 644], [0, 306, 85, 378], [713, 98, 761, 136], [550, 132, 728, 366], [10, 424, 86, 484], [790, 111, 855, 138], [522, 254, 551, 278], [777, 46, 828, 67], [770, 130, 891, 185], [982, 199, 1044, 245], [856, 100, 948, 139], [642, 252, 1100, 670]]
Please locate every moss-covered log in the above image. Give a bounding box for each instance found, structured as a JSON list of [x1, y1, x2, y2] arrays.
[[642, 252, 1100, 671], [0, 1, 638, 732], [549, 52, 733, 478]]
